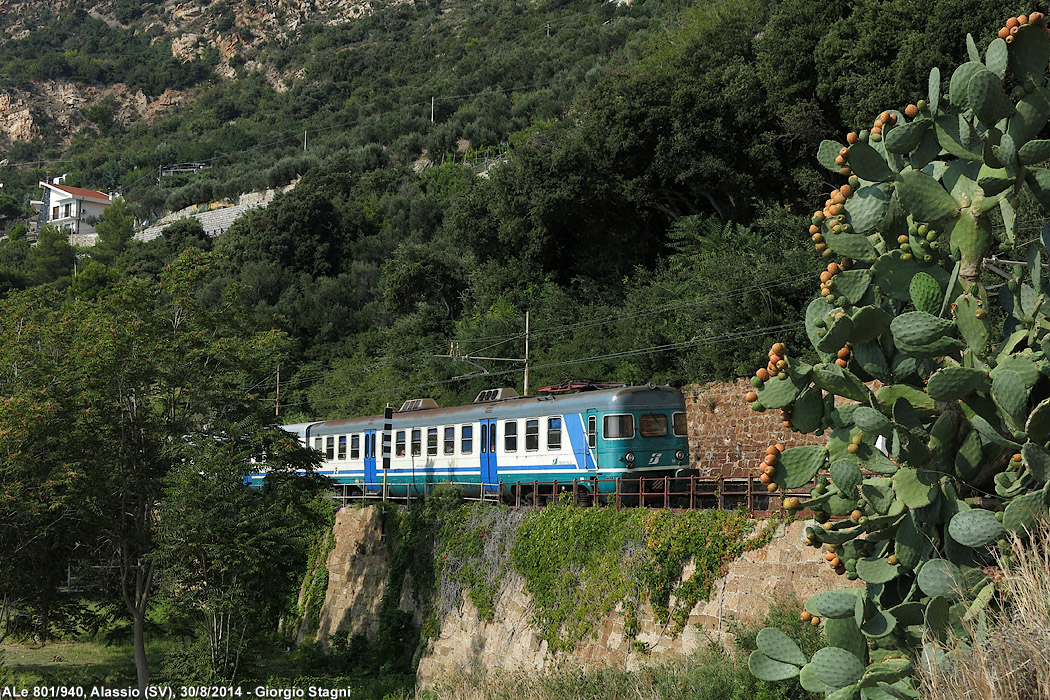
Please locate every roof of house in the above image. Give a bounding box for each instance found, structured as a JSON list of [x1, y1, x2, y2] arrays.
[[41, 182, 111, 203]]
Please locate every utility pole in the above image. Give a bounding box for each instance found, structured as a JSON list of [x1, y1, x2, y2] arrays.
[[545, 22, 550, 36], [431, 96, 435, 123], [303, 130, 308, 151], [524, 310, 530, 396], [275, 364, 280, 416]]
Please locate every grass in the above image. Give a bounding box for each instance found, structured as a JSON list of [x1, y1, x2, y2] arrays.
[[918, 524, 1050, 700], [2, 640, 141, 687]]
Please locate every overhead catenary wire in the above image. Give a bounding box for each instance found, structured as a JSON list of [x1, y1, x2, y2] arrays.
[[276, 319, 806, 410], [264, 269, 818, 392]]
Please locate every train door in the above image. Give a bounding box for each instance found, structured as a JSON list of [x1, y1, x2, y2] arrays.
[[583, 409, 598, 469], [364, 430, 379, 492], [479, 419, 498, 491]]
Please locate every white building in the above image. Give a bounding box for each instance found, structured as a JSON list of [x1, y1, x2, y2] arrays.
[[37, 180, 112, 246]]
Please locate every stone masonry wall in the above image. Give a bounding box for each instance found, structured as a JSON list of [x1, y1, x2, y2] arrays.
[[684, 380, 827, 479], [310, 507, 859, 685]]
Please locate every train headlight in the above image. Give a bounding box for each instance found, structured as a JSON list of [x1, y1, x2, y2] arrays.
[[676, 450, 685, 460], [625, 452, 635, 464]]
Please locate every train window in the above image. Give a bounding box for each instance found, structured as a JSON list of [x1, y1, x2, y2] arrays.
[[338, 435, 347, 460], [603, 414, 635, 439], [640, 413, 668, 438], [548, 417, 562, 450], [313, 437, 322, 452], [673, 412, 687, 437], [587, 416, 596, 448], [444, 426, 455, 454], [411, 429, 421, 456], [396, 431, 406, 457], [428, 428, 438, 456], [489, 424, 496, 453], [461, 425, 473, 454], [325, 436, 335, 460], [525, 419, 539, 451], [351, 434, 360, 460], [504, 420, 518, 452]]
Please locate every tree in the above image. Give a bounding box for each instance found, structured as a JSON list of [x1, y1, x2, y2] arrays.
[[90, 196, 135, 266], [27, 225, 74, 286], [0, 249, 290, 688], [155, 421, 324, 681]]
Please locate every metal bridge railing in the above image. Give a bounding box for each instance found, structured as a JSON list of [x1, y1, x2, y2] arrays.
[[328, 476, 816, 516]]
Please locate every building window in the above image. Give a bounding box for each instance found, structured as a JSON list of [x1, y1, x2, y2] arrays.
[[338, 435, 347, 460], [444, 426, 455, 455], [396, 431, 406, 457], [461, 425, 473, 454], [525, 419, 539, 451], [411, 429, 421, 456], [548, 417, 562, 450], [427, 428, 438, 456], [350, 434, 360, 460], [52, 206, 58, 220], [63, 203, 72, 218], [504, 420, 517, 452]]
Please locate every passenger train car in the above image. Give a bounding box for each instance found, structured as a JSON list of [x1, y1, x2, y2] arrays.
[[252, 384, 690, 501]]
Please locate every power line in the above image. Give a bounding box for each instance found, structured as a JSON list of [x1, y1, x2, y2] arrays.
[[278, 320, 806, 410], [268, 270, 817, 392]]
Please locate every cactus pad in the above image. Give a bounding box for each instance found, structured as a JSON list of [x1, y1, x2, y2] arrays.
[[953, 292, 990, 355], [917, 559, 964, 599], [849, 306, 893, 345], [856, 556, 901, 584], [774, 444, 826, 489], [893, 467, 938, 508], [806, 589, 863, 619], [814, 363, 871, 402], [947, 508, 1007, 547], [894, 511, 931, 570], [819, 140, 849, 172], [992, 369, 1029, 427], [847, 141, 897, 182], [846, 185, 892, 233], [1003, 490, 1048, 534], [925, 366, 988, 401], [748, 651, 800, 682], [909, 272, 943, 315], [756, 628, 808, 666], [1008, 24, 1050, 86], [895, 169, 960, 223], [890, 311, 956, 346], [830, 459, 864, 496], [811, 647, 867, 690], [754, 368, 809, 409], [799, 664, 835, 695]]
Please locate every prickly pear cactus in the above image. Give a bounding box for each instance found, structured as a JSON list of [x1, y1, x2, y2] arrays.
[[747, 13, 1050, 697]]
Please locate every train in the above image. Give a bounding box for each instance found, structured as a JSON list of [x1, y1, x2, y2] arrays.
[[251, 384, 691, 502]]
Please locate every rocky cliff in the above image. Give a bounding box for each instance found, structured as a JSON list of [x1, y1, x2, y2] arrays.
[[310, 506, 858, 687], [0, 0, 385, 145]]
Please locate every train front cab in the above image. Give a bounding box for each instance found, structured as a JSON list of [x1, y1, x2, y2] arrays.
[[585, 397, 690, 502]]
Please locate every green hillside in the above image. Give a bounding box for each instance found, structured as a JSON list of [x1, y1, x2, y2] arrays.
[[0, 0, 1034, 418]]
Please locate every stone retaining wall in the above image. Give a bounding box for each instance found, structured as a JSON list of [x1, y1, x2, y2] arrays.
[[310, 507, 858, 685]]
